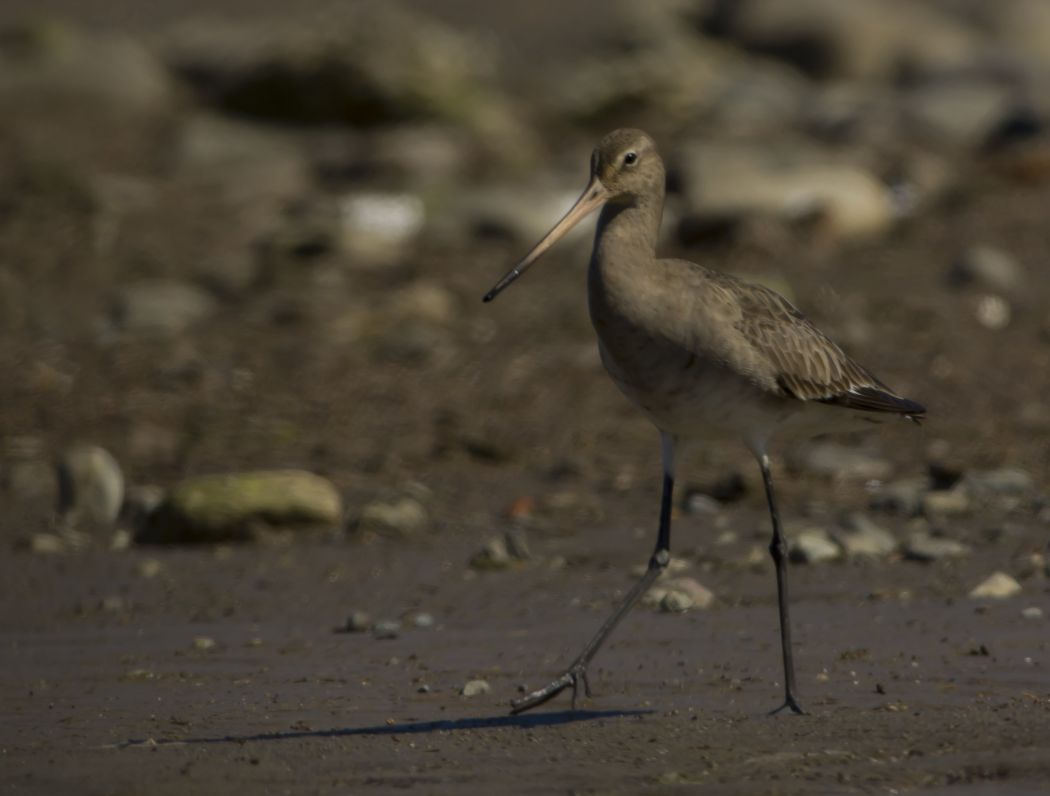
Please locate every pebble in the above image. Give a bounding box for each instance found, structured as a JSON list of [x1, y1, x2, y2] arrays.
[[412, 612, 435, 629], [417, 684, 431, 694], [372, 620, 401, 640], [683, 492, 722, 515], [921, 488, 971, 516], [56, 444, 124, 534], [1021, 606, 1043, 620], [470, 528, 531, 570], [974, 294, 1011, 330], [461, 679, 491, 697], [660, 590, 694, 613], [833, 513, 898, 558], [29, 533, 65, 554], [645, 577, 715, 611], [344, 611, 372, 633], [141, 470, 343, 544], [797, 442, 893, 481], [948, 245, 1024, 295], [789, 529, 841, 564], [969, 572, 1022, 600], [193, 636, 216, 651], [904, 532, 971, 562], [112, 280, 218, 338], [963, 468, 1034, 499], [355, 496, 428, 538]]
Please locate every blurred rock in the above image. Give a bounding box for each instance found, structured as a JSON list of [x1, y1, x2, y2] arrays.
[[903, 81, 1016, 150], [654, 576, 715, 611], [704, 0, 979, 82], [343, 610, 372, 633], [683, 492, 722, 516], [112, 280, 218, 338], [677, 142, 896, 241], [921, 488, 971, 517], [372, 620, 401, 640], [795, 442, 893, 481], [789, 528, 841, 563], [973, 294, 1011, 330], [162, 4, 534, 167], [969, 572, 1022, 600], [948, 245, 1025, 295], [141, 470, 343, 544], [904, 532, 971, 562], [56, 444, 124, 534], [353, 495, 428, 538], [1021, 606, 1043, 620], [338, 191, 425, 266], [470, 528, 531, 571], [832, 513, 897, 558], [870, 478, 928, 516], [0, 20, 174, 112], [962, 468, 1034, 499]]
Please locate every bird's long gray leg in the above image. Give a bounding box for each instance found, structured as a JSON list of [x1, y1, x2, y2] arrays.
[[510, 433, 677, 715], [758, 452, 805, 716]]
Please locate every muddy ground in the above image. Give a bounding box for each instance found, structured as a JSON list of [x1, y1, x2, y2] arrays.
[[2, 1, 1050, 794]]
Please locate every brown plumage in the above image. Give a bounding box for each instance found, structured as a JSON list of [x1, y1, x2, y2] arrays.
[[483, 129, 925, 716]]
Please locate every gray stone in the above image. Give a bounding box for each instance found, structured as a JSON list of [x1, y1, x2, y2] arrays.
[[141, 470, 343, 544], [461, 679, 490, 697], [56, 444, 124, 533], [678, 141, 896, 241], [974, 294, 1012, 331], [113, 280, 218, 338], [160, 6, 531, 162], [660, 590, 694, 613], [354, 496, 428, 538], [870, 478, 928, 516], [832, 513, 898, 558], [1021, 606, 1044, 620], [922, 488, 971, 517], [372, 620, 401, 640], [969, 572, 1022, 600], [796, 442, 894, 481], [904, 82, 1015, 150], [706, 0, 978, 82], [789, 529, 841, 564], [949, 246, 1025, 295], [904, 533, 971, 562], [963, 469, 1035, 499], [338, 192, 425, 266], [646, 576, 715, 611], [684, 492, 722, 516], [412, 613, 435, 629]]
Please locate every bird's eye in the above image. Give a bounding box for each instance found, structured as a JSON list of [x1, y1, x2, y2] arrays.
[[623, 151, 638, 166]]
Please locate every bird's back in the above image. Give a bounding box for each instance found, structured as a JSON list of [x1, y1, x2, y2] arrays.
[[588, 254, 924, 443]]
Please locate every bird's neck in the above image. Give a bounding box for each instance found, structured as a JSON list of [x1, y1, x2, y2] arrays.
[[594, 195, 662, 267]]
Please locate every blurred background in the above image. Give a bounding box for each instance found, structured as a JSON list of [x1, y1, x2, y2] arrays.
[[0, 0, 1047, 559]]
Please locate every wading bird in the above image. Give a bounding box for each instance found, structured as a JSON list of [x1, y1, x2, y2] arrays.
[[483, 129, 924, 715]]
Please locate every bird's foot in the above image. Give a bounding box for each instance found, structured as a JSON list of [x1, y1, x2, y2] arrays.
[[769, 695, 806, 716], [509, 664, 592, 715]]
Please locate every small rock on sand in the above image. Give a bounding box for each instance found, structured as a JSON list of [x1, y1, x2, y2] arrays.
[[969, 572, 1022, 600], [461, 679, 490, 697]]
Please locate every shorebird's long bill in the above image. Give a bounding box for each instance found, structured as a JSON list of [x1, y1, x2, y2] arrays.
[[483, 176, 610, 302]]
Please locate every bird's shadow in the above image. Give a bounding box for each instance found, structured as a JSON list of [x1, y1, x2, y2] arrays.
[[117, 709, 650, 749]]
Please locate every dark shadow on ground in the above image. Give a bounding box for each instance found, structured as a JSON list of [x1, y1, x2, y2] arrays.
[[117, 709, 651, 748]]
